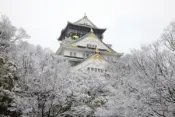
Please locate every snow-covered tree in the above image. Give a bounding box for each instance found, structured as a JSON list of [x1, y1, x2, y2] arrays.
[[107, 21, 175, 117], [0, 57, 21, 117], [110, 42, 175, 117], [162, 21, 175, 51], [0, 15, 29, 58], [0, 15, 29, 117], [1, 15, 175, 117]]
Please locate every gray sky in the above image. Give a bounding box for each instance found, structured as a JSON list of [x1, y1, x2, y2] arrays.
[[1, 0, 175, 53]]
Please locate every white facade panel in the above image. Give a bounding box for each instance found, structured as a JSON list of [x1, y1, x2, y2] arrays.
[[75, 37, 109, 50], [63, 49, 84, 58]]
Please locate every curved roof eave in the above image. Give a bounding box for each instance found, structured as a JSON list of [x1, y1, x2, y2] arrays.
[[58, 22, 106, 41]]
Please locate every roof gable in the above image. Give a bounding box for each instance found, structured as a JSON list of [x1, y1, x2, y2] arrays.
[[73, 16, 97, 28], [72, 32, 110, 51], [72, 53, 108, 71]]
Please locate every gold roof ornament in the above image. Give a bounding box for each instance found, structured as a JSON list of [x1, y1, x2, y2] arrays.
[[72, 35, 79, 39], [72, 44, 77, 48], [92, 54, 104, 62], [95, 48, 99, 54], [107, 49, 112, 53], [93, 48, 103, 61], [88, 28, 96, 39]]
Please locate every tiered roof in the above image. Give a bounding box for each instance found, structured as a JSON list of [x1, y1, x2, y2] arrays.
[[58, 15, 106, 41], [57, 28, 123, 56], [56, 15, 123, 68]]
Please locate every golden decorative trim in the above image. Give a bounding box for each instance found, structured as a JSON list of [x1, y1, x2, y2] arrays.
[[88, 33, 96, 39], [95, 48, 99, 53], [72, 44, 77, 48], [92, 54, 104, 62], [107, 49, 112, 53]]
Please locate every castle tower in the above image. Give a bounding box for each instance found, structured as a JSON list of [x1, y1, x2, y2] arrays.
[[56, 15, 123, 73]]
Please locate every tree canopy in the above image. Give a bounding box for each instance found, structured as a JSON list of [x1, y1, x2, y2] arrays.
[[0, 16, 175, 117]]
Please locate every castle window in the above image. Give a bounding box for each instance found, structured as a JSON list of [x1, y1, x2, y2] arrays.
[[95, 68, 97, 72], [83, 53, 85, 58], [70, 52, 72, 56], [87, 44, 97, 49], [87, 44, 90, 48], [86, 54, 89, 57], [87, 67, 105, 73], [74, 52, 76, 57], [70, 52, 76, 57], [83, 53, 89, 58]]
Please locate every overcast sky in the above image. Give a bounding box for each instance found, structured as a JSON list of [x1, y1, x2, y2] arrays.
[[1, 0, 175, 53]]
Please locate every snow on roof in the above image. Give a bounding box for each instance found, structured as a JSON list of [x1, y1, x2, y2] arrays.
[[73, 15, 97, 28]]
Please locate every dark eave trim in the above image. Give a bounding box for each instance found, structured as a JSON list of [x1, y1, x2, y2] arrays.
[[64, 55, 84, 59]]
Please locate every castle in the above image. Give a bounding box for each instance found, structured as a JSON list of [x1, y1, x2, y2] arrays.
[[56, 15, 123, 74]]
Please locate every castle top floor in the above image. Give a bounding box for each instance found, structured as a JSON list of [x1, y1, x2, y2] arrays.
[[58, 15, 106, 41]]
